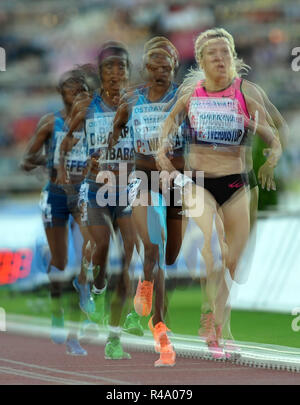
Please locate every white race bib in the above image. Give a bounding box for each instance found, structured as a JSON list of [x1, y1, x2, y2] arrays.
[[54, 131, 87, 175], [86, 113, 134, 169], [188, 97, 244, 146], [132, 103, 182, 155]]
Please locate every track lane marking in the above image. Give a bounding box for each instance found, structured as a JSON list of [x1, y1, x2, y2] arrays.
[[0, 366, 97, 385], [0, 357, 135, 385]]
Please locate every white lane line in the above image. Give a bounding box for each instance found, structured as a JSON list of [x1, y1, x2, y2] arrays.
[[174, 335, 300, 356], [0, 357, 134, 385], [7, 314, 300, 372], [0, 366, 97, 385], [78, 367, 249, 374]]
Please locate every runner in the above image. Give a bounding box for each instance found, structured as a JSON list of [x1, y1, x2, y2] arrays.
[[157, 28, 282, 359], [220, 81, 289, 344], [109, 37, 183, 366], [21, 69, 93, 355], [59, 41, 136, 360]]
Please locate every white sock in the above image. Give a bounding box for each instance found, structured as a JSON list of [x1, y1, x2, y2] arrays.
[[108, 326, 121, 339], [92, 283, 107, 295]]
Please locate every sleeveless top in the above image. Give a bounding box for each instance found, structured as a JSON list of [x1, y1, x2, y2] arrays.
[[187, 77, 251, 148], [45, 111, 86, 182], [130, 83, 184, 161], [84, 91, 134, 172]]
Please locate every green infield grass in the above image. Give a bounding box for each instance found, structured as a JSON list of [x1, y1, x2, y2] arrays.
[[0, 284, 299, 349]]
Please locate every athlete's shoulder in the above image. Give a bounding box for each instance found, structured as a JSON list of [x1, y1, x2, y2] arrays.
[[240, 79, 267, 107], [241, 79, 263, 97], [41, 112, 55, 122], [85, 91, 102, 114], [37, 112, 55, 131]]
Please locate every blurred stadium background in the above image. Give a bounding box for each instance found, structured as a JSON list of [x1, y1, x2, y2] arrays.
[[1, 0, 300, 347]]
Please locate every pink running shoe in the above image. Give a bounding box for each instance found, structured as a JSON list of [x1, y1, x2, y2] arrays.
[[198, 311, 216, 341], [216, 325, 240, 360], [207, 339, 226, 360], [202, 320, 226, 360], [224, 340, 242, 359], [215, 324, 231, 360]]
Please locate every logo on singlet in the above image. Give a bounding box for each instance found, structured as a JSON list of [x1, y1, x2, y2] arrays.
[[228, 180, 244, 189]]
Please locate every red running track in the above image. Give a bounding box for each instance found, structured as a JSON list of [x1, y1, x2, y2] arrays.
[[0, 333, 299, 385]]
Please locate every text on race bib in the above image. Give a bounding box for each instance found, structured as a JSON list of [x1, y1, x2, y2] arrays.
[[188, 97, 245, 145]]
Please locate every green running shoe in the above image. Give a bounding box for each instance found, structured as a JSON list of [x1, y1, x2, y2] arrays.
[[123, 311, 144, 336], [104, 336, 131, 360]]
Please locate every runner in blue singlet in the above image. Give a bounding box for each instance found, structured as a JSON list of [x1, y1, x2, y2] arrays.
[[21, 69, 93, 355]]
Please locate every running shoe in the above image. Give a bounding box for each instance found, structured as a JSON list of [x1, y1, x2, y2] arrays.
[[206, 339, 226, 361], [153, 322, 176, 367], [73, 277, 95, 316], [104, 336, 131, 360], [123, 311, 144, 336], [66, 338, 87, 356], [198, 311, 216, 341], [148, 316, 171, 353], [199, 312, 226, 360], [223, 339, 242, 360], [134, 278, 154, 316], [50, 313, 68, 345], [215, 325, 241, 360]]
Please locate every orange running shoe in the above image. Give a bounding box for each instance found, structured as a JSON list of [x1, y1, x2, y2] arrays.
[[134, 278, 154, 316], [153, 322, 176, 367], [148, 316, 171, 353]]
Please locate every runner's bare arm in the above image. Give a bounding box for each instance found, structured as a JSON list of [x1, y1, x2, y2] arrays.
[[244, 91, 282, 169], [244, 81, 289, 150], [57, 108, 87, 185], [242, 81, 282, 190], [20, 114, 54, 171], [156, 94, 188, 173], [108, 99, 130, 148], [256, 107, 279, 190]]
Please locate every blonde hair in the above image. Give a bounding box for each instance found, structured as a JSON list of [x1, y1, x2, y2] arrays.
[[178, 28, 250, 99], [195, 27, 250, 75]]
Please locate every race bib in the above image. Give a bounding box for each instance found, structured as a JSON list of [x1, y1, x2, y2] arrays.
[[86, 113, 134, 170], [132, 103, 183, 155], [54, 131, 87, 175], [188, 97, 244, 146]]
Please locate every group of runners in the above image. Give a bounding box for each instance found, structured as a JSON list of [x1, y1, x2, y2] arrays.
[[21, 27, 288, 366]]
